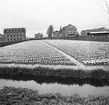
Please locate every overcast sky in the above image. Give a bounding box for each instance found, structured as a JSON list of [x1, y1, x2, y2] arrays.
[[0, 0, 109, 37]]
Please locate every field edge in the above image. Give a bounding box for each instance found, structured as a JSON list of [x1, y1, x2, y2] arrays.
[[0, 63, 109, 80]]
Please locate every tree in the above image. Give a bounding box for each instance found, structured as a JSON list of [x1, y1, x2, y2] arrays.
[[59, 26, 62, 34], [47, 25, 54, 38], [102, 0, 109, 14]]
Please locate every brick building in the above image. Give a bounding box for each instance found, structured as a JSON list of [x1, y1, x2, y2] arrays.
[[4, 28, 26, 42]]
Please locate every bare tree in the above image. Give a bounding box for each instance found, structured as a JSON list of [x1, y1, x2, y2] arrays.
[[102, 0, 109, 14], [47, 25, 54, 38]]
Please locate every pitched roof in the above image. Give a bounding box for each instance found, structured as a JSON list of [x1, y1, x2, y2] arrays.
[[82, 27, 109, 32], [89, 31, 109, 34]]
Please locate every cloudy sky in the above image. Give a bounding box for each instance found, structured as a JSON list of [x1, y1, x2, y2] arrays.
[[0, 0, 108, 37]]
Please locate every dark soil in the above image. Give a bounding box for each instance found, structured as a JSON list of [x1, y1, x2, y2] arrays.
[[0, 66, 109, 80]]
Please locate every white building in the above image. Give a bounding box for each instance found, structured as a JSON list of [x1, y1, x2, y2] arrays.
[[4, 28, 26, 42]]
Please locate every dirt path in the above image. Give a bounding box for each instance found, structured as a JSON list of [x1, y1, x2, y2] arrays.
[[43, 41, 85, 68]]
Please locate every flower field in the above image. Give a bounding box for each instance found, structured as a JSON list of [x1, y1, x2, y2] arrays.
[[0, 40, 75, 65], [0, 39, 109, 67], [44, 40, 109, 66]]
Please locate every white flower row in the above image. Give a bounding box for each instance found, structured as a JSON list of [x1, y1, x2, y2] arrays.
[[83, 59, 109, 64], [0, 56, 72, 64]]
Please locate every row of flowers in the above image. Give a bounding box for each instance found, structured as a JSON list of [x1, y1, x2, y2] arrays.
[[46, 40, 109, 66], [83, 59, 109, 65], [0, 41, 76, 65], [0, 57, 74, 65]]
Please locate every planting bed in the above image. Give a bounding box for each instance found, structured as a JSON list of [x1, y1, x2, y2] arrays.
[[45, 40, 109, 66], [0, 86, 109, 105], [0, 40, 75, 65]]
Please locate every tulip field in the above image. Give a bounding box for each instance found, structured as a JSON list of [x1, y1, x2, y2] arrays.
[[0, 40, 75, 65], [44, 40, 109, 66], [0, 40, 109, 66]]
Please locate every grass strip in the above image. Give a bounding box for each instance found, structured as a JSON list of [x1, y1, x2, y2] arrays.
[[0, 66, 109, 80]]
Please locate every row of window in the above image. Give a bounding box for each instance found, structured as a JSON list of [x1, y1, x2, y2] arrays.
[[5, 30, 24, 33], [67, 31, 76, 34], [4, 29, 25, 33], [68, 28, 75, 30], [6, 34, 23, 37], [7, 38, 23, 41]]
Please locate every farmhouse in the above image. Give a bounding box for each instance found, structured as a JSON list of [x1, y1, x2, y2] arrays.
[[53, 24, 79, 38], [88, 31, 109, 41], [4, 28, 26, 42], [62, 24, 79, 38], [53, 30, 63, 38], [81, 27, 109, 36], [81, 27, 109, 41], [35, 33, 43, 39]]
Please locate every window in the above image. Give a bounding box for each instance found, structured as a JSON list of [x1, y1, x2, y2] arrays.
[[20, 34, 22, 36], [8, 39, 9, 41], [14, 35, 15, 37], [13, 30, 16, 33], [20, 38, 22, 40], [11, 39, 12, 41], [17, 38, 19, 41], [18, 29, 20, 32], [17, 34, 18, 37], [10, 35, 12, 37], [14, 38, 16, 41], [7, 35, 9, 37]]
